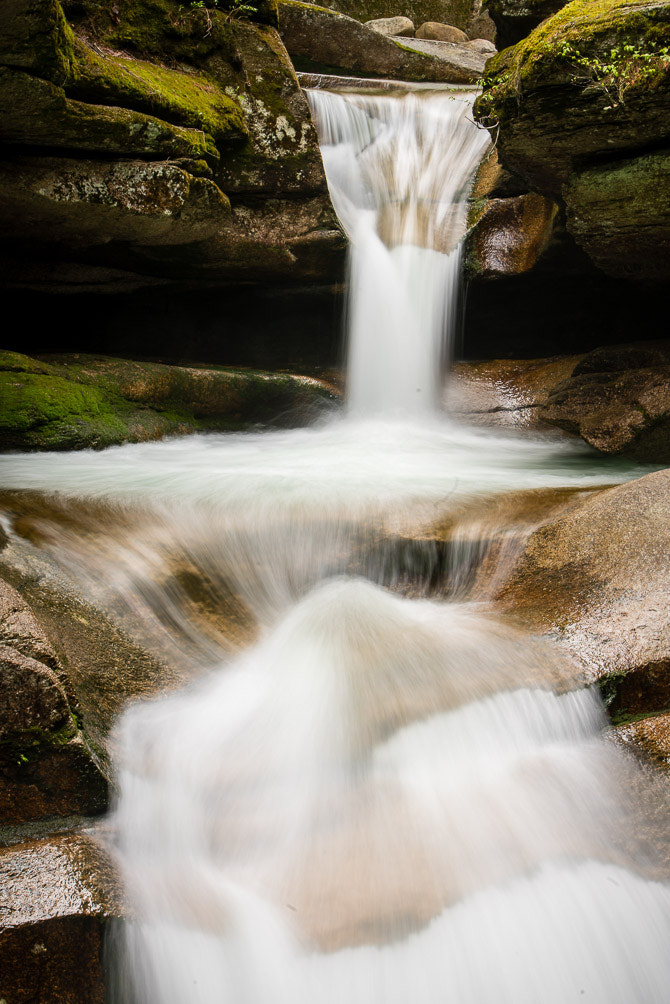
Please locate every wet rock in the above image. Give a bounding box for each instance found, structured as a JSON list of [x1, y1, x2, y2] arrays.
[[493, 469, 670, 717], [0, 351, 340, 451], [465, 192, 559, 277], [541, 341, 670, 461], [0, 577, 108, 825], [448, 355, 582, 429], [0, 831, 121, 1004], [365, 15, 415, 35], [416, 21, 469, 43], [277, 0, 486, 82], [484, 0, 566, 47], [317, 0, 472, 31]]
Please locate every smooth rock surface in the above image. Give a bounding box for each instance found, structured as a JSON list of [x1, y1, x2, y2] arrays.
[[467, 37, 497, 52], [465, 192, 559, 277], [493, 469, 670, 717], [416, 21, 468, 42], [365, 15, 415, 35]]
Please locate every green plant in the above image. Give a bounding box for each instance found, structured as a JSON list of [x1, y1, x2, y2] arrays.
[[553, 39, 670, 107]]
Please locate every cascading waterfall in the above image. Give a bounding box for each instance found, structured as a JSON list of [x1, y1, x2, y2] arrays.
[[0, 87, 668, 1003], [306, 88, 490, 414]]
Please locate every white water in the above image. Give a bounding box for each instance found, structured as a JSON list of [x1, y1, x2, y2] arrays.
[[1, 88, 668, 1001]]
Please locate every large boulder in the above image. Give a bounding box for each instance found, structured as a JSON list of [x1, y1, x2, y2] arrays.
[[277, 0, 487, 80], [473, 0, 670, 282], [0, 0, 344, 296], [416, 21, 469, 41], [540, 342, 670, 461], [0, 351, 339, 451], [493, 469, 670, 721]]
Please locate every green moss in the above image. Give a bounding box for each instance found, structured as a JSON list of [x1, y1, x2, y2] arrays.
[[0, 0, 76, 84], [475, 0, 670, 123], [67, 38, 247, 144]]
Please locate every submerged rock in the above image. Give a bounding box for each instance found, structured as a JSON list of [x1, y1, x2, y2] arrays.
[[277, 0, 486, 81], [541, 342, 670, 461], [493, 469, 670, 720]]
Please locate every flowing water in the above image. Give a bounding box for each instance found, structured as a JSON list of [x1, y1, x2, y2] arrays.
[[1, 87, 669, 1002]]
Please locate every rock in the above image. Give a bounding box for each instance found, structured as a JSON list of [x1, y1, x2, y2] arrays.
[[540, 341, 670, 461], [493, 469, 670, 718], [0, 0, 344, 296], [467, 37, 497, 53], [318, 0, 472, 31], [0, 351, 340, 452], [465, 192, 559, 278], [613, 713, 670, 771], [0, 832, 121, 1004], [278, 0, 487, 82], [416, 21, 469, 43], [484, 0, 566, 48], [473, 0, 670, 283], [563, 151, 670, 282], [466, 2, 497, 43], [365, 15, 415, 35], [0, 578, 107, 825], [447, 354, 582, 429]]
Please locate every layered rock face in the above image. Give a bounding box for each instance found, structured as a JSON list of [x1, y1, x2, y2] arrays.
[[0, 0, 345, 301]]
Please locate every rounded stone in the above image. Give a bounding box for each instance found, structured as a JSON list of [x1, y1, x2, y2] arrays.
[[416, 21, 468, 42], [364, 15, 415, 36]]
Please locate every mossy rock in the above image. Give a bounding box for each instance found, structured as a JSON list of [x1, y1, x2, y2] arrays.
[[67, 38, 248, 146], [0, 0, 75, 84], [474, 0, 670, 192], [0, 352, 340, 452], [0, 66, 218, 161]]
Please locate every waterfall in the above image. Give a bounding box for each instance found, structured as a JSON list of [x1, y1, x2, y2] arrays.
[[0, 86, 668, 1004], [306, 88, 490, 415]]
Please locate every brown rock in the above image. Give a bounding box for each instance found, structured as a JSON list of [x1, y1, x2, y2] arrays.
[[416, 21, 468, 42], [466, 192, 559, 277], [0, 832, 121, 1004], [364, 15, 415, 36], [493, 469, 670, 717], [613, 713, 670, 772], [541, 341, 670, 461]]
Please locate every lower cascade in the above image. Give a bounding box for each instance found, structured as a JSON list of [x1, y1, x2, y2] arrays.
[[1, 86, 668, 1002]]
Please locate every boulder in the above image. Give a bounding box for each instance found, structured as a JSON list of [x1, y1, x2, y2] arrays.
[[466, 2, 497, 42], [564, 151, 670, 282], [318, 0, 472, 31], [0, 832, 120, 1004], [474, 0, 670, 282], [467, 37, 497, 52], [540, 342, 670, 462], [493, 469, 670, 720], [0, 0, 344, 296], [278, 0, 487, 81], [365, 15, 415, 35], [0, 576, 107, 825], [0, 351, 340, 451], [416, 21, 469, 42], [465, 191, 559, 278]]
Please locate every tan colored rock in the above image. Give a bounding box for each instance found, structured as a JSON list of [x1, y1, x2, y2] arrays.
[[493, 469, 670, 715], [416, 21, 468, 42], [365, 15, 415, 36], [613, 713, 670, 772], [468, 37, 497, 53]]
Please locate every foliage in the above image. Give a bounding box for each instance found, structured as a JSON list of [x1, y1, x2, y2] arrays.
[[552, 38, 670, 107]]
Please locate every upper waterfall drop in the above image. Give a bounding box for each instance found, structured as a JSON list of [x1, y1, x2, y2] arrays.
[[306, 87, 491, 416]]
